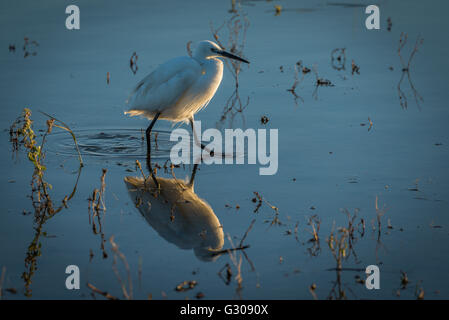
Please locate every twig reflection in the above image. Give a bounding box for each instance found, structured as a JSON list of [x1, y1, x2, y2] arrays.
[[9, 109, 83, 297], [211, 6, 250, 128], [397, 33, 424, 110]]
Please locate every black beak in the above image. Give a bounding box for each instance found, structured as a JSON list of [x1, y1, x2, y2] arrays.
[[217, 49, 249, 64]]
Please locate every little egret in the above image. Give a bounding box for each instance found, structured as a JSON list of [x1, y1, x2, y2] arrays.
[[125, 40, 249, 162], [124, 174, 224, 261]]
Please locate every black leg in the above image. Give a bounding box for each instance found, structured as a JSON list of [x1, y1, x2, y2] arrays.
[[146, 112, 161, 157], [146, 112, 161, 189], [189, 163, 199, 187], [189, 117, 214, 156]]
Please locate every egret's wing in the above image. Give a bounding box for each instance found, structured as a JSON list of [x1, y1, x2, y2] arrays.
[[126, 56, 200, 116]]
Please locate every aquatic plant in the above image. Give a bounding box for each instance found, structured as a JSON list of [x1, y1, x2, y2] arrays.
[[210, 4, 250, 127], [9, 108, 82, 296]]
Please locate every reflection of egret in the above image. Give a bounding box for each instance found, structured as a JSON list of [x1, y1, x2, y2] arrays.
[[124, 173, 224, 262], [125, 40, 249, 162]]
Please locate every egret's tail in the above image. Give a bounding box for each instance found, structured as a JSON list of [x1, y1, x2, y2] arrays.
[[124, 109, 158, 121]]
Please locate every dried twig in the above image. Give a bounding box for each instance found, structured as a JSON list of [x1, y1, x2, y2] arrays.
[[312, 65, 334, 100], [130, 52, 138, 75], [9, 109, 83, 297], [38, 111, 84, 166], [239, 219, 256, 248], [211, 6, 250, 127], [286, 61, 306, 105], [87, 283, 118, 300], [109, 236, 133, 300], [186, 41, 193, 57], [88, 169, 108, 258], [397, 33, 424, 110]]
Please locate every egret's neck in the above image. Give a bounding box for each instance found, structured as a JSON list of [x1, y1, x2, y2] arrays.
[[193, 55, 222, 66]]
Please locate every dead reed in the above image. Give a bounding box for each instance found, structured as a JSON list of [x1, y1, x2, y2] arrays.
[[210, 4, 250, 127], [397, 33, 424, 110], [9, 108, 82, 297]]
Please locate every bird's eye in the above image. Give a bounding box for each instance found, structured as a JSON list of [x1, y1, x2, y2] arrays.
[[210, 48, 217, 53]]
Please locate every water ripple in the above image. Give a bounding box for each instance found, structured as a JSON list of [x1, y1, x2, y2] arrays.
[[46, 128, 179, 160]]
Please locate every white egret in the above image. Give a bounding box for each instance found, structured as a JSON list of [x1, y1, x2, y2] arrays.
[[125, 40, 249, 159], [124, 175, 224, 261], [125, 165, 250, 261]]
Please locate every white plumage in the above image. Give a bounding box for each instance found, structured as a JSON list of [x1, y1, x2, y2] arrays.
[[125, 40, 248, 124], [124, 175, 224, 261]]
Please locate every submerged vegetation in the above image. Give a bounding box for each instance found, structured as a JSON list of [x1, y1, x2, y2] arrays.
[[9, 108, 83, 296], [211, 3, 250, 128]]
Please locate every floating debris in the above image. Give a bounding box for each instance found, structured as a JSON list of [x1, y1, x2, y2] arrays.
[[415, 281, 425, 300], [387, 17, 392, 32], [218, 263, 233, 286], [368, 117, 373, 131], [351, 60, 360, 75], [5, 288, 17, 294], [360, 117, 373, 131], [317, 78, 333, 86], [331, 48, 346, 71], [309, 283, 318, 300], [274, 5, 282, 16], [429, 222, 442, 229], [175, 280, 198, 292], [355, 275, 364, 284], [130, 52, 138, 74], [260, 115, 269, 124], [186, 41, 193, 57], [23, 37, 39, 58], [252, 192, 263, 213], [400, 270, 409, 288], [312, 65, 334, 100], [408, 179, 420, 192]]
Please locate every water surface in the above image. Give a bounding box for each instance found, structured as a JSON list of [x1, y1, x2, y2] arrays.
[[1, 0, 449, 299]]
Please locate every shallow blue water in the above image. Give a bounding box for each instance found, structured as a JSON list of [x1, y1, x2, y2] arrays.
[[0, 0, 448, 299]]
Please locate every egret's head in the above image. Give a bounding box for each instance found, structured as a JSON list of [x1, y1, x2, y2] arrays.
[[194, 40, 249, 64]]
